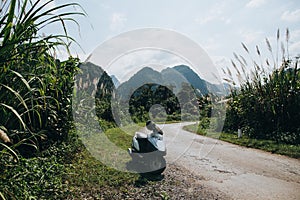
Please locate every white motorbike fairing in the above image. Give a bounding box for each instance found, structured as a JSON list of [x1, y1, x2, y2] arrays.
[[133, 131, 166, 152], [147, 133, 166, 152], [132, 136, 140, 151]]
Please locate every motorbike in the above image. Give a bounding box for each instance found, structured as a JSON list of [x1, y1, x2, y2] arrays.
[[127, 121, 166, 175]]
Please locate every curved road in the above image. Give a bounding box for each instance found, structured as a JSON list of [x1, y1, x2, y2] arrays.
[[160, 122, 300, 200]]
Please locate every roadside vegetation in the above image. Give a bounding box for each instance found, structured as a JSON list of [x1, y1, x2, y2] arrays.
[[223, 29, 299, 145], [184, 122, 300, 158], [0, 127, 169, 199], [1, 0, 299, 199], [0, 0, 82, 198], [185, 29, 300, 159], [0, 1, 176, 198], [0, 0, 82, 157]]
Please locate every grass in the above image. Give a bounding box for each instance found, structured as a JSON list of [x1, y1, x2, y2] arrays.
[[183, 123, 300, 159], [0, 135, 80, 199], [64, 145, 141, 199], [64, 123, 156, 198], [105, 122, 145, 149], [1, 124, 166, 199], [74, 122, 145, 171]]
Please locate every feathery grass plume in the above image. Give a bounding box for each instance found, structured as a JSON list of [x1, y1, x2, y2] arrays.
[[286, 28, 290, 58], [266, 58, 270, 67], [231, 59, 239, 72], [234, 54, 248, 83], [224, 29, 299, 145], [265, 38, 276, 68], [241, 42, 249, 53], [281, 41, 285, 59], [254, 61, 260, 71], [276, 28, 280, 67], [239, 55, 248, 66], [233, 52, 239, 60], [256, 45, 264, 70], [234, 52, 245, 70], [226, 66, 232, 77], [265, 38, 272, 53], [240, 42, 256, 77], [0, 129, 11, 143], [236, 73, 244, 85], [221, 68, 226, 75], [223, 78, 234, 84], [238, 55, 248, 79], [256, 45, 261, 56]]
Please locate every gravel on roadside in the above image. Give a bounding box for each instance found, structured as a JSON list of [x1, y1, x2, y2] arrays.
[[78, 163, 229, 200]]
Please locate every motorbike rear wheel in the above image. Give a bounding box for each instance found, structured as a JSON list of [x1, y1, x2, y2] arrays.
[[148, 156, 166, 175]]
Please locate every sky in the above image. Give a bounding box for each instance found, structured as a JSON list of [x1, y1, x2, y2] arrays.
[[48, 0, 300, 83]]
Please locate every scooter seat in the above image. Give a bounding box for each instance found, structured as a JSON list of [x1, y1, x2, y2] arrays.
[[135, 132, 147, 139]]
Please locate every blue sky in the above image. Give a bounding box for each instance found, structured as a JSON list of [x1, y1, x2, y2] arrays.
[[50, 0, 300, 82]]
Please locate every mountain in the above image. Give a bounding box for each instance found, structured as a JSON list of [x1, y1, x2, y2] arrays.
[[76, 62, 104, 96], [78, 62, 104, 79], [76, 62, 229, 100], [110, 75, 120, 88], [128, 67, 163, 84], [76, 62, 122, 92], [172, 65, 209, 95], [116, 67, 164, 100], [160, 67, 189, 94], [116, 65, 228, 99]]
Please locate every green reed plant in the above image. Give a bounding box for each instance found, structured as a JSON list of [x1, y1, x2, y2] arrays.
[[224, 29, 300, 144], [0, 0, 83, 159]]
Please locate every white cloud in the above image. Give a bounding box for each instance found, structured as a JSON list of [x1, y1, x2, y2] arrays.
[[99, 3, 110, 9], [246, 0, 267, 8], [290, 41, 300, 55], [212, 56, 231, 69], [195, 16, 215, 25], [239, 30, 264, 44], [90, 28, 219, 83], [289, 29, 300, 57], [290, 29, 300, 41], [105, 50, 189, 83], [281, 9, 300, 22], [109, 13, 127, 31], [201, 37, 221, 53], [195, 16, 231, 25], [194, 2, 231, 25]]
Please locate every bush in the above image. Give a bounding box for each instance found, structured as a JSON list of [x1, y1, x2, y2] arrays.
[[223, 29, 300, 144], [0, 0, 83, 158]]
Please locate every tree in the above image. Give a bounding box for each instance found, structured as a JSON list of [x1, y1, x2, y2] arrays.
[[129, 84, 180, 122]]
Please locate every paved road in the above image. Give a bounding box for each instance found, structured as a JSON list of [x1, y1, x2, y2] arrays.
[[160, 122, 300, 200]]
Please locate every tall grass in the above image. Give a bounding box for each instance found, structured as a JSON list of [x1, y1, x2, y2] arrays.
[[223, 29, 300, 144], [0, 0, 83, 160]]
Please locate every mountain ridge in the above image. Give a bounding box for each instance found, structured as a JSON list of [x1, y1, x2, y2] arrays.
[[78, 62, 229, 97], [117, 64, 228, 98]]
